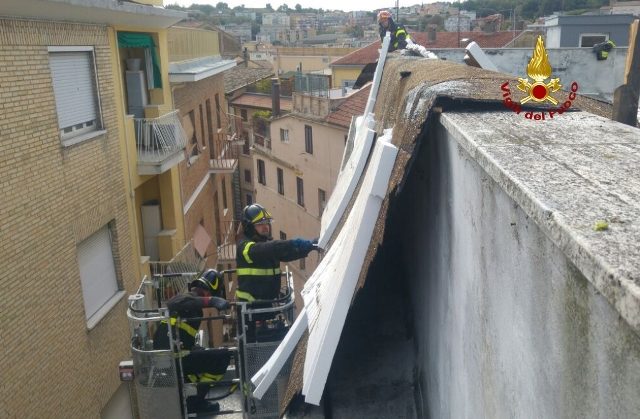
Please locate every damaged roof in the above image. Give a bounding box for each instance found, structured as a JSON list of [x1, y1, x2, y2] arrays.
[[279, 54, 639, 410]]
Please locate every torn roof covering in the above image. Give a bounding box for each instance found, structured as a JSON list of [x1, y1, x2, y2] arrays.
[[264, 55, 633, 411]]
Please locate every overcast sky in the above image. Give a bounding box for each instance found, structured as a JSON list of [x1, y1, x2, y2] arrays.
[[167, 0, 431, 13]]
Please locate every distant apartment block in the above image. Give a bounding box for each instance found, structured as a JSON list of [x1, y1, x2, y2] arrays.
[[262, 12, 291, 27], [445, 15, 472, 32]]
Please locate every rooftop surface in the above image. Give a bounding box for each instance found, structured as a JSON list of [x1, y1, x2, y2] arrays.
[[331, 31, 521, 66], [326, 85, 372, 128], [230, 92, 292, 111], [223, 68, 274, 94]]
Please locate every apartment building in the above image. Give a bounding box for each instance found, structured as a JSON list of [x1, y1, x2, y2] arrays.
[[273, 46, 357, 74], [252, 76, 371, 302], [167, 26, 241, 344], [0, 0, 185, 417]]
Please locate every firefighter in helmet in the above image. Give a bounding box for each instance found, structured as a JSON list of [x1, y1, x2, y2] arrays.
[[377, 10, 411, 52], [153, 269, 231, 414], [236, 203, 317, 304]]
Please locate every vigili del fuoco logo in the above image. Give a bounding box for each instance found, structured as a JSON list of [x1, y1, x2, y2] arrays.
[[501, 36, 579, 120]]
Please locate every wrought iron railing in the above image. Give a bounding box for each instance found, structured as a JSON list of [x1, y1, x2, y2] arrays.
[[149, 240, 205, 278], [210, 132, 239, 171], [217, 220, 240, 262], [134, 110, 187, 163]]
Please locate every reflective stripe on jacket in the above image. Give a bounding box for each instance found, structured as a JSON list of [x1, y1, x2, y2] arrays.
[[235, 238, 282, 301]]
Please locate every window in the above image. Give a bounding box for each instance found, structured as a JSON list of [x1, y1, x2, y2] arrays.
[[580, 33, 608, 47], [246, 193, 253, 205], [205, 99, 213, 145], [77, 225, 122, 327], [304, 125, 313, 154], [318, 188, 326, 216], [296, 177, 304, 206], [257, 159, 266, 185], [241, 109, 248, 121], [277, 168, 284, 195], [221, 178, 228, 210], [48, 47, 102, 145], [280, 128, 290, 143], [299, 257, 306, 270], [199, 103, 206, 148], [215, 93, 222, 128], [280, 231, 287, 240], [188, 110, 198, 158], [244, 169, 252, 184]]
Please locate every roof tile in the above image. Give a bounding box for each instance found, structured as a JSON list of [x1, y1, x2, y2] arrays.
[[331, 31, 522, 66], [326, 85, 371, 128]]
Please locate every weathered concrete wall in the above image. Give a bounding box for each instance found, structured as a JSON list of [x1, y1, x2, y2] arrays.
[[395, 114, 640, 418], [432, 48, 628, 101]]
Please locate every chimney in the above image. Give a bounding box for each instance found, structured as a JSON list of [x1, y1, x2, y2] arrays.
[[271, 78, 281, 117], [243, 47, 249, 68], [428, 26, 437, 43]]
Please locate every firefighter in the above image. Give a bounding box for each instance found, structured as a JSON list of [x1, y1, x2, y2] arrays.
[[153, 269, 231, 414], [236, 203, 317, 305], [377, 10, 411, 52]]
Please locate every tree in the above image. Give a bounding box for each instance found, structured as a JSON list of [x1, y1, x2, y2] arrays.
[[277, 4, 289, 12], [347, 25, 364, 38], [295, 4, 302, 11], [216, 2, 228, 10], [266, 3, 273, 10]]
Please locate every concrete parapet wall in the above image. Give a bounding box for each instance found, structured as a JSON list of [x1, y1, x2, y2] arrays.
[[396, 111, 640, 418]]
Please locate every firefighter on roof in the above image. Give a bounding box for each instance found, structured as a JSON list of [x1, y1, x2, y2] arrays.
[[378, 10, 411, 52]]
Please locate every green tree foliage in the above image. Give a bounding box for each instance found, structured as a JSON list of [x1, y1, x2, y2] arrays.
[[460, 0, 609, 20], [266, 3, 273, 10], [347, 25, 364, 37], [295, 4, 302, 11]]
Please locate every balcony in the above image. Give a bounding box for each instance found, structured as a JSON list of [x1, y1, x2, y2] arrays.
[[217, 220, 239, 263], [135, 110, 187, 175], [149, 240, 204, 274], [209, 132, 239, 173]]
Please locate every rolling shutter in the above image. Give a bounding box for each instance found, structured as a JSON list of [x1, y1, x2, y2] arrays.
[[77, 226, 119, 321], [49, 51, 98, 131]]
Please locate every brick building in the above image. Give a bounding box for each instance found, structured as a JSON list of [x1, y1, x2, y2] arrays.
[[0, 0, 186, 417]]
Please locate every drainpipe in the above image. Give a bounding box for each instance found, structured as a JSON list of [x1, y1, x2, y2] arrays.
[[271, 78, 281, 117]]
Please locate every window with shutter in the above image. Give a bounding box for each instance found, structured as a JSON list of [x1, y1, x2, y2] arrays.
[[48, 48, 102, 143], [77, 225, 122, 327]]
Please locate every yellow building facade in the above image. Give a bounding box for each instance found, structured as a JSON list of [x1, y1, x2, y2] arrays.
[[0, 1, 186, 417]]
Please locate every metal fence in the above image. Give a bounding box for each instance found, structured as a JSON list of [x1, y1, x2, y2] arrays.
[[135, 110, 187, 163]]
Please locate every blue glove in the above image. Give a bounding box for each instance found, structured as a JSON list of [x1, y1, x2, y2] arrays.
[[208, 296, 230, 311], [292, 238, 314, 253]]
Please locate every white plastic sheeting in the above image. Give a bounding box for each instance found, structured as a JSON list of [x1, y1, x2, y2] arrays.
[[301, 132, 398, 404], [317, 115, 375, 249]]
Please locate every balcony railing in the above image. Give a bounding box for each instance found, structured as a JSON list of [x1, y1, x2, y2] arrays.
[[135, 110, 187, 174], [210, 132, 239, 172], [149, 240, 205, 275], [217, 220, 239, 262]]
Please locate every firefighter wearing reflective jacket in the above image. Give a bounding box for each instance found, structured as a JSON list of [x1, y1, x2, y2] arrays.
[[378, 10, 411, 52], [153, 269, 231, 414], [236, 204, 316, 303]]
